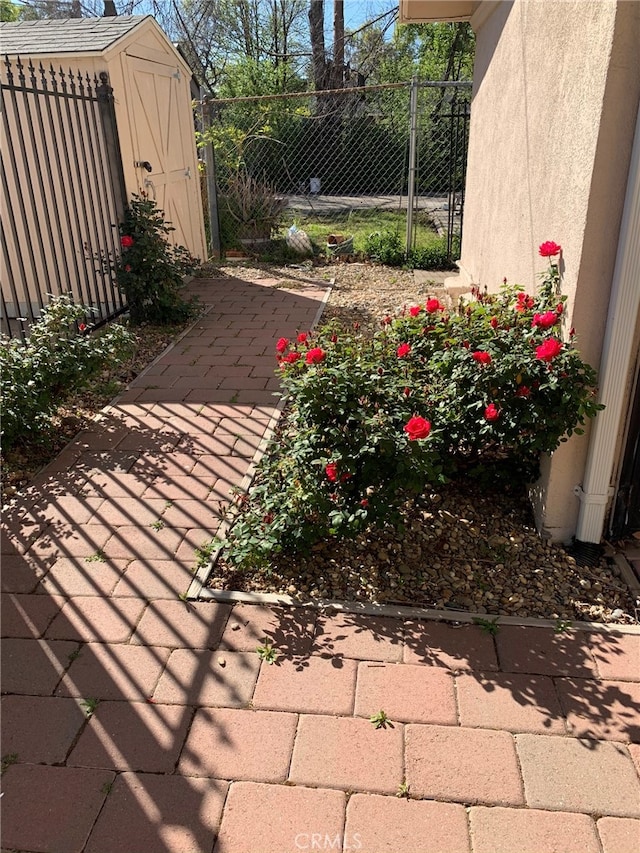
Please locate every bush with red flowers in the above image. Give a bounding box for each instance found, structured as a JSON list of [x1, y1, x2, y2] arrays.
[[222, 244, 603, 568], [113, 195, 199, 325]]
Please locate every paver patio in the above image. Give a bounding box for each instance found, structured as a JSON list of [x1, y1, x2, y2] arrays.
[[1, 274, 640, 853]]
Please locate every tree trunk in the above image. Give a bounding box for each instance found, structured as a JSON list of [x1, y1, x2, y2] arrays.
[[309, 0, 327, 91], [332, 0, 344, 89]]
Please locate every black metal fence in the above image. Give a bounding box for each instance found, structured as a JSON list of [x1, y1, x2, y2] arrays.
[[206, 79, 471, 259], [1, 56, 127, 340]]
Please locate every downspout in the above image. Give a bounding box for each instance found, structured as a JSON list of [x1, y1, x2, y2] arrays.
[[574, 104, 640, 557]]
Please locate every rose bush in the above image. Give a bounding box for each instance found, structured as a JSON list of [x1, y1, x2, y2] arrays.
[[0, 294, 133, 448], [222, 245, 603, 569], [112, 195, 200, 325]]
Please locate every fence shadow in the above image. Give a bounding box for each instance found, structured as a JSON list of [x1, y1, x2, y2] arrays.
[[0, 274, 328, 852]]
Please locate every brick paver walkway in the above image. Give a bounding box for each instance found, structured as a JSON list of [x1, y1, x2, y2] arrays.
[[2, 275, 640, 853]]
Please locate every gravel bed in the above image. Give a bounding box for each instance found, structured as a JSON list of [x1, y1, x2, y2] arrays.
[[209, 260, 639, 626]]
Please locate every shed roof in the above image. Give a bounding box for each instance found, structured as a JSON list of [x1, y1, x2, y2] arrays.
[[0, 15, 150, 56]]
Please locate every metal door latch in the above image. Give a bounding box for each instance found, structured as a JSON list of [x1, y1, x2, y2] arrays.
[[135, 161, 153, 172]]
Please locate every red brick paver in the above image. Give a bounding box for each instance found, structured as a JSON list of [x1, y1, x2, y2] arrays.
[[214, 782, 346, 853], [405, 724, 524, 805], [253, 655, 358, 715], [130, 599, 231, 649], [496, 626, 597, 676], [597, 817, 640, 853], [345, 794, 471, 853], [355, 661, 458, 724], [289, 714, 404, 794], [219, 603, 316, 656], [456, 671, 566, 734], [469, 806, 601, 853], [55, 641, 170, 701], [85, 772, 228, 853], [179, 707, 298, 781], [153, 648, 260, 706], [1, 695, 87, 764], [68, 700, 192, 772], [1, 764, 115, 853], [403, 620, 499, 670], [516, 733, 640, 816]]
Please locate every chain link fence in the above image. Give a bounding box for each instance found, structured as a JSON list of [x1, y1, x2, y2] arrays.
[[202, 80, 471, 262]]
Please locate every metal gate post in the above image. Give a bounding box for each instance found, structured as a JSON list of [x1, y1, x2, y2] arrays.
[[405, 76, 419, 259], [96, 71, 127, 225], [200, 89, 221, 259]]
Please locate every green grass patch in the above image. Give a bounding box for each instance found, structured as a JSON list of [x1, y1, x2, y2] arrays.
[[279, 209, 440, 256]]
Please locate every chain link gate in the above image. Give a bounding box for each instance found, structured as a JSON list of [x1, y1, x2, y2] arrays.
[[204, 79, 471, 261]]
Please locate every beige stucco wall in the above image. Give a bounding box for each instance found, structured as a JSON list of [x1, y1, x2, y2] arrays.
[[457, 0, 640, 540]]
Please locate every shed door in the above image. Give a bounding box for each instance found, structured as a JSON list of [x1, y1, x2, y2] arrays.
[[125, 55, 204, 259]]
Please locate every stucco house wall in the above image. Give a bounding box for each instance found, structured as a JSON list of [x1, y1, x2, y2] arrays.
[[399, 0, 640, 543]]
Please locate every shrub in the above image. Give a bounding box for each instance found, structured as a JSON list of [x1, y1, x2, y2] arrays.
[[221, 244, 603, 568], [364, 230, 404, 266], [0, 294, 133, 449], [115, 195, 199, 325], [220, 171, 287, 243], [364, 231, 459, 270], [409, 235, 458, 270]]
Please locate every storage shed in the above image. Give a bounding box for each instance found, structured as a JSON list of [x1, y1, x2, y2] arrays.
[[1, 15, 207, 331]]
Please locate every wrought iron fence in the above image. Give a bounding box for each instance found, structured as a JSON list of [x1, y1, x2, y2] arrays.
[[1, 56, 127, 340], [204, 79, 471, 260]]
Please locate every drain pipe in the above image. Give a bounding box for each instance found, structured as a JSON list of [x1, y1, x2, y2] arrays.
[[574, 105, 640, 560]]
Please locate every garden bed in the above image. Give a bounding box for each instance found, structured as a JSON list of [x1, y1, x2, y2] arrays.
[[205, 260, 638, 626], [208, 477, 637, 625]]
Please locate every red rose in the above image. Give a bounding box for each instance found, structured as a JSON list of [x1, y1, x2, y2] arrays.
[[330, 334, 338, 343], [409, 305, 422, 317], [535, 338, 563, 362], [282, 351, 301, 364], [516, 385, 531, 398], [276, 337, 289, 353], [403, 387, 412, 397], [325, 462, 339, 482], [124, 264, 132, 273], [490, 316, 499, 329], [120, 235, 134, 248], [297, 332, 308, 344], [515, 292, 534, 312], [484, 403, 500, 421], [305, 347, 325, 364], [539, 240, 562, 257], [78, 323, 86, 332], [472, 351, 492, 365], [556, 303, 564, 315], [360, 499, 369, 508], [461, 340, 470, 349], [532, 311, 558, 330], [397, 343, 411, 358], [426, 298, 444, 313], [403, 416, 431, 440]]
